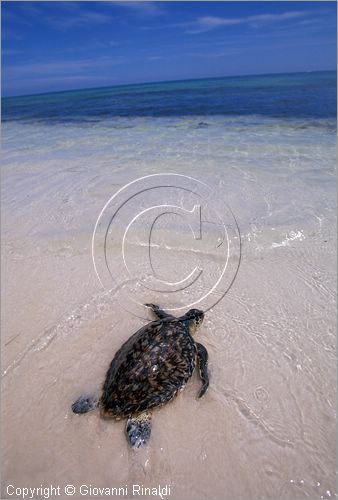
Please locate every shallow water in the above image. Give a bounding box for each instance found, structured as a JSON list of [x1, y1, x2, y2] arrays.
[[1, 73, 337, 499]]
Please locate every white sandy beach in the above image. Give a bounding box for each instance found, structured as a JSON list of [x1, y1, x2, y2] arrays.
[[1, 114, 336, 499]]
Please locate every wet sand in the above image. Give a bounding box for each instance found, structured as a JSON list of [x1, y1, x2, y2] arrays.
[[1, 116, 337, 499]]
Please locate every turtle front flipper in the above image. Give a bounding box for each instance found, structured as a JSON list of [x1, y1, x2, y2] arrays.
[[72, 395, 99, 414], [144, 303, 174, 320], [196, 342, 209, 398], [126, 411, 152, 448]]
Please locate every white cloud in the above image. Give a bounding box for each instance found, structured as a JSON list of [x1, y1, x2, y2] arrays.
[[147, 55, 163, 61], [186, 11, 307, 34], [46, 11, 114, 29], [11, 2, 115, 29], [107, 2, 163, 15]]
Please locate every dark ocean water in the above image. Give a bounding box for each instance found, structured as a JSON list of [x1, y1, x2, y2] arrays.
[[2, 71, 336, 124]]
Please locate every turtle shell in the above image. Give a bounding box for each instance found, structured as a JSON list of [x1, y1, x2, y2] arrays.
[[100, 318, 197, 417]]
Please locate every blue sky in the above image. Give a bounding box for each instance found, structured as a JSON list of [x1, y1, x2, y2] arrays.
[[2, 1, 337, 96]]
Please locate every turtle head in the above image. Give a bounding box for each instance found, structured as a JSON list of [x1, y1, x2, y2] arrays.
[[182, 309, 204, 335]]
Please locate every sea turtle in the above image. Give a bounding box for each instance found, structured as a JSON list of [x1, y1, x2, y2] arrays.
[[71, 304, 209, 448]]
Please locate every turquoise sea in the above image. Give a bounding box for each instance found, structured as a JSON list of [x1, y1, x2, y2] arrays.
[[2, 70, 336, 232]]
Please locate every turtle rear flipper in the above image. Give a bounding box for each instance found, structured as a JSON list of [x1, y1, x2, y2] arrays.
[[72, 395, 99, 414], [126, 411, 152, 448]]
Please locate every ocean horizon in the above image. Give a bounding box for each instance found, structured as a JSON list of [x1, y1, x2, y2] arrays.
[[2, 68, 336, 99], [2, 70, 336, 124]]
